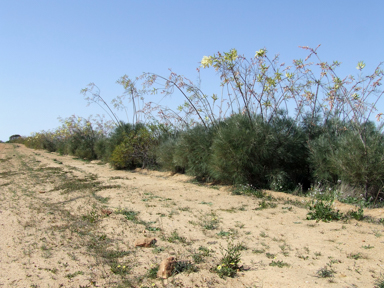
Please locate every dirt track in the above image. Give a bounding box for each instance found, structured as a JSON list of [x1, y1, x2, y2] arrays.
[[0, 143, 384, 287]]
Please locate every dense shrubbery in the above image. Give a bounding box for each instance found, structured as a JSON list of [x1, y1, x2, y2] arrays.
[[18, 112, 384, 205], [19, 46, 384, 206]]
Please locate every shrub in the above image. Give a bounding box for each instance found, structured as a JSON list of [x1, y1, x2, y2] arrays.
[[156, 136, 184, 172], [110, 126, 157, 169], [214, 242, 243, 278], [209, 112, 308, 188], [173, 124, 214, 179], [306, 200, 342, 222], [309, 119, 384, 201]]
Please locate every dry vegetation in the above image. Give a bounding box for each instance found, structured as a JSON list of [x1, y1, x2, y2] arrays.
[[1, 143, 384, 288]]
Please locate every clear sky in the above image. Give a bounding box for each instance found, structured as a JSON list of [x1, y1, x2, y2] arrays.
[[1, 0, 383, 141]]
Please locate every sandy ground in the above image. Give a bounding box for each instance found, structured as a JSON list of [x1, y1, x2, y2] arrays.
[[0, 143, 383, 288]]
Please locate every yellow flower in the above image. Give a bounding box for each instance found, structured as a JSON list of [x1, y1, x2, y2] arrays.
[[201, 56, 213, 68], [217, 265, 222, 270], [122, 266, 126, 269], [356, 61, 366, 70], [117, 265, 121, 268], [255, 49, 266, 58]]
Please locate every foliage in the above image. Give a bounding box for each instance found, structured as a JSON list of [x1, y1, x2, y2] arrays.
[[214, 242, 243, 278], [316, 265, 335, 278], [110, 124, 157, 169], [306, 200, 342, 222], [208, 112, 307, 188], [309, 119, 384, 201], [269, 260, 290, 268], [172, 124, 214, 179]]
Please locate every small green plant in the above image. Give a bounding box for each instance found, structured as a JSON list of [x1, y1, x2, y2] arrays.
[[110, 263, 130, 275], [316, 265, 335, 278], [65, 271, 84, 279], [173, 260, 198, 275], [115, 209, 139, 221], [165, 230, 187, 243], [200, 212, 220, 230], [266, 252, 275, 259], [255, 200, 277, 210], [373, 229, 382, 238], [346, 207, 364, 220], [347, 252, 367, 260], [152, 246, 165, 254], [279, 244, 290, 256], [362, 244, 374, 249], [214, 242, 243, 278], [191, 246, 213, 264], [269, 260, 290, 268], [306, 200, 342, 222], [82, 210, 99, 223], [199, 201, 213, 206], [217, 230, 231, 237], [146, 264, 159, 279], [252, 248, 265, 254]]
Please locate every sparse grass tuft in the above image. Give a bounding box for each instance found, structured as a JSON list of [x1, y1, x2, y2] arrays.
[[347, 252, 367, 260], [316, 265, 335, 278], [165, 230, 187, 243], [200, 211, 220, 230], [254, 199, 277, 210], [65, 271, 84, 279], [269, 260, 290, 268], [191, 246, 213, 264]]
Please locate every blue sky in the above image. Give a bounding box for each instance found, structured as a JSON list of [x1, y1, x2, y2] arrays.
[[1, 0, 383, 141]]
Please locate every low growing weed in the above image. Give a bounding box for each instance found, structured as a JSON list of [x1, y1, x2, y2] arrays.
[[200, 212, 220, 230], [110, 263, 130, 275], [214, 242, 243, 278], [306, 200, 342, 222], [191, 246, 213, 264], [254, 199, 277, 210], [316, 265, 335, 278], [165, 230, 187, 243], [173, 260, 198, 275], [269, 260, 290, 268]]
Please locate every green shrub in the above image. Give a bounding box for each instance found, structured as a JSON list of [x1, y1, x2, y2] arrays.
[[309, 119, 384, 201], [65, 128, 97, 160], [306, 200, 342, 222], [173, 124, 214, 179], [214, 242, 243, 278], [209, 113, 308, 188], [156, 136, 184, 172], [94, 136, 110, 161], [110, 126, 157, 169]]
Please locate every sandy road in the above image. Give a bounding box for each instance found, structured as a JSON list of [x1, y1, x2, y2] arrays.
[[1, 143, 384, 288]]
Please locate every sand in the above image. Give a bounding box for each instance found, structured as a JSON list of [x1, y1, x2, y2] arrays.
[[0, 143, 383, 287]]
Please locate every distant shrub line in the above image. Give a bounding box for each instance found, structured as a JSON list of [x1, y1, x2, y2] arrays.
[[13, 111, 384, 206]]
